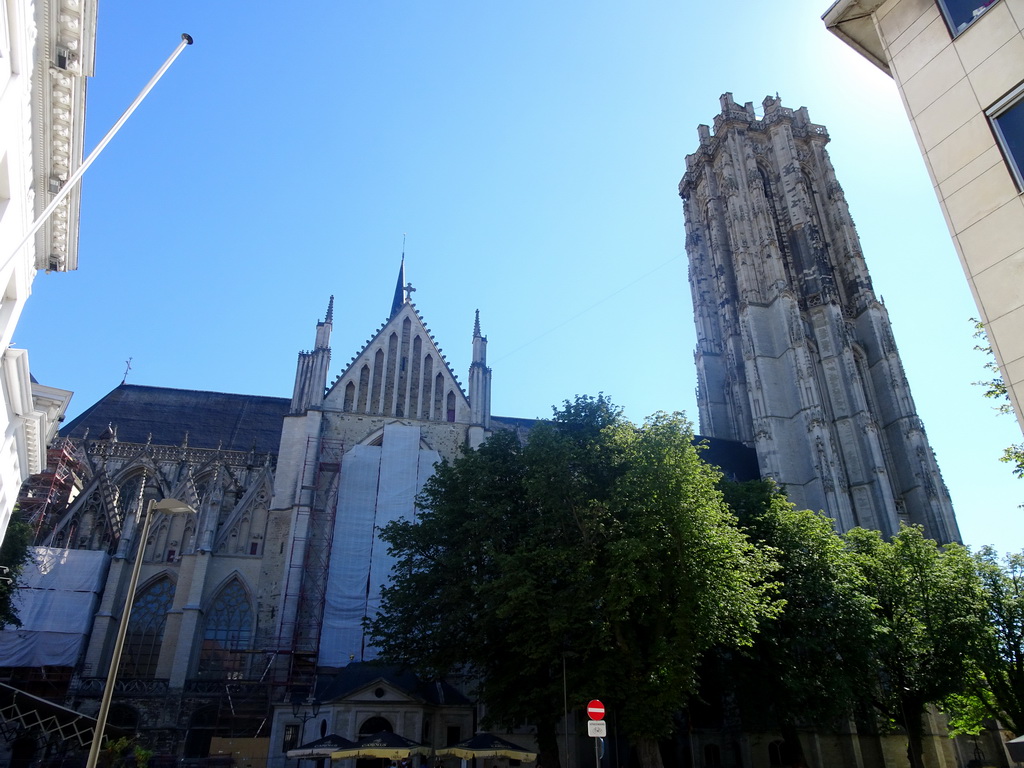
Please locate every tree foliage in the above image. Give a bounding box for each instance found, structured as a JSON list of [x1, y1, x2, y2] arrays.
[[944, 547, 1024, 737], [844, 526, 988, 768], [972, 319, 1024, 480], [0, 509, 32, 629], [97, 736, 151, 768], [721, 481, 877, 764], [369, 396, 777, 768]]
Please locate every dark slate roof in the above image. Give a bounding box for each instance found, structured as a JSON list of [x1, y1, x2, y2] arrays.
[[60, 384, 290, 454], [490, 416, 760, 483], [314, 662, 471, 706]]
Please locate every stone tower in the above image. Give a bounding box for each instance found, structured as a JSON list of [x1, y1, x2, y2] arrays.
[[679, 93, 959, 543]]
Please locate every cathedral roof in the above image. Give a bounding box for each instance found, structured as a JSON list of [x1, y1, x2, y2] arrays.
[[60, 384, 290, 453], [58, 387, 758, 480]]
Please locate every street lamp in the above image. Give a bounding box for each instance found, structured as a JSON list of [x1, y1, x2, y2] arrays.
[[85, 497, 197, 768], [291, 697, 322, 742]]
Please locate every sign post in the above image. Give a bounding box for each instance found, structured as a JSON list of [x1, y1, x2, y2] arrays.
[[587, 700, 606, 766]]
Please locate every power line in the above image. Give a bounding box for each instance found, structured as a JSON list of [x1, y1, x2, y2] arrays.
[[494, 252, 683, 363]]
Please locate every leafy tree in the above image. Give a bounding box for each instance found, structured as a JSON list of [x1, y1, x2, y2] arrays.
[[721, 481, 877, 767], [943, 547, 1024, 737], [369, 397, 777, 768], [98, 736, 151, 768], [972, 319, 1024, 480], [0, 509, 32, 629], [844, 526, 988, 768]]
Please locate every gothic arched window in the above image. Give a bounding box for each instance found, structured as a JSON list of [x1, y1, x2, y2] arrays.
[[120, 577, 174, 678], [197, 580, 253, 679]]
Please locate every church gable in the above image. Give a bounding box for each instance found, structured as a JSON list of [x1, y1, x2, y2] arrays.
[[326, 303, 470, 423]]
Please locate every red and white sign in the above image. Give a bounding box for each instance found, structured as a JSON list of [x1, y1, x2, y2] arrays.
[[587, 699, 605, 720]]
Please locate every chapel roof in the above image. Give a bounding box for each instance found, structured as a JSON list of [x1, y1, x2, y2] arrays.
[[313, 662, 471, 706], [60, 384, 290, 453]]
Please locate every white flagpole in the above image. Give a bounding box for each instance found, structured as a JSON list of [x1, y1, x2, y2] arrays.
[[5, 33, 194, 270]]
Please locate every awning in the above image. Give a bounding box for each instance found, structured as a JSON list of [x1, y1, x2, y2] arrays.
[[287, 733, 356, 759], [436, 732, 537, 762]]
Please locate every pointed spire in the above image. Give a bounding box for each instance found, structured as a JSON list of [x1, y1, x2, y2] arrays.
[[325, 295, 334, 324], [473, 309, 481, 338], [391, 256, 406, 317]]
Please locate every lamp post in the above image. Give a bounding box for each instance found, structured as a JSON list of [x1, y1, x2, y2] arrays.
[[291, 697, 321, 768], [292, 697, 322, 743], [85, 497, 197, 768]]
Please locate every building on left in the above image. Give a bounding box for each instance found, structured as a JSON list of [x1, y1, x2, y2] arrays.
[[0, 0, 96, 539]]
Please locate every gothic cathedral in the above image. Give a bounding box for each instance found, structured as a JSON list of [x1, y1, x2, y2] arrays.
[[0, 94, 973, 768]]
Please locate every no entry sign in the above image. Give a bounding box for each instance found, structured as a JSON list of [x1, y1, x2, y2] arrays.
[[587, 699, 605, 720]]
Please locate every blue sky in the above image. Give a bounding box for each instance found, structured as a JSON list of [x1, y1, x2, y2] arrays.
[[16, 0, 1023, 553]]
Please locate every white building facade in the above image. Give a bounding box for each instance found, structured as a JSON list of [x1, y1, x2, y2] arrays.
[[0, 0, 94, 536]]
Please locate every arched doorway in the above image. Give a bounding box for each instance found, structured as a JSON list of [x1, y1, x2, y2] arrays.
[[357, 716, 394, 768]]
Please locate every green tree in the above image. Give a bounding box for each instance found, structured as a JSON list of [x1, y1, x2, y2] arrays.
[[0, 509, 32, 629], [97, 736, 151, 768], [972, 319, 1024, 479], [369, 397, 777, 768], [721, 481, 877, 767], [844, 526, 988, 768], [944, 547, 1024, 737]]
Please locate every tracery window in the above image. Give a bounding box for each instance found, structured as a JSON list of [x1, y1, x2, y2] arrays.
[[197, 580, 253, 679], [120, 577, 174, 678]]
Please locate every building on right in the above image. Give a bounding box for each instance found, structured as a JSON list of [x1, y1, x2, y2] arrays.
[[679, 93, 960, 545], [823, 0, 1024, 432]]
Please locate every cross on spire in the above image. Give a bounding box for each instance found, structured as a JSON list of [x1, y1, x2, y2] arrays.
[[404, 282, 416, 302]]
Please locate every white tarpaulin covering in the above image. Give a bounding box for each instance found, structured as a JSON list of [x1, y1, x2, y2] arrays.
[[319, 423, 440, 666], [0, 547, 109, 666]]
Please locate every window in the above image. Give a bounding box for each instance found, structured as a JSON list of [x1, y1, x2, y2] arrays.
[[120, 578, 174, 678], [938, 0, 999, 35], [197, 580, 253, 679], [282, 724, 299, 753], [988, 83, 1024, 190]]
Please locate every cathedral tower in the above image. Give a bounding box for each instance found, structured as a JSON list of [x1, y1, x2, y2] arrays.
[[679, 93, 959, 542]]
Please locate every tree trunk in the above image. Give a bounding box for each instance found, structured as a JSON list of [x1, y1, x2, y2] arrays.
[[634, 736, 665, 768], [536, 719, 562, 768], [779, 721, 808, 767], [903, 706, 926, 768]]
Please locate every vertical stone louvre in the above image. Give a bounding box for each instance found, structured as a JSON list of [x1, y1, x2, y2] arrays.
[[679, 93, 960, 542]]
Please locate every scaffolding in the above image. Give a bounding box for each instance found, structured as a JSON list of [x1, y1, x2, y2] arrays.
[[279, 436, 344, 695], [17, 438, 80, 542]]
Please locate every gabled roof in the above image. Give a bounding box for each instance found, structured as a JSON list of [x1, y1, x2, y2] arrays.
[[326, 301, 470, 421], [314, 662, 471, 707], [60, 384, 290, 454]]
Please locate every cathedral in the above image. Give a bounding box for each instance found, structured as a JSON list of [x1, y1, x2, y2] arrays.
[[0, 95, 987, 768]]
